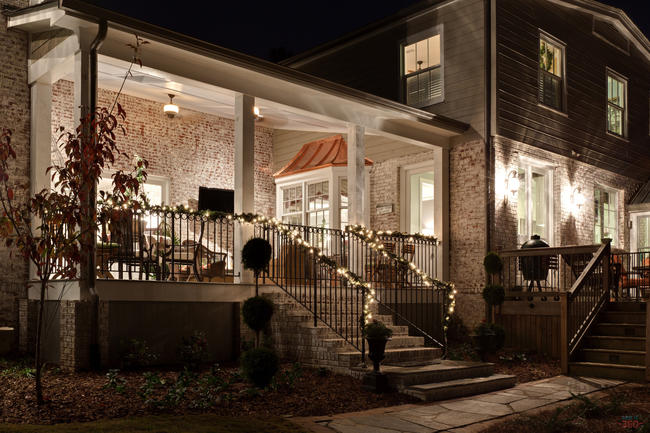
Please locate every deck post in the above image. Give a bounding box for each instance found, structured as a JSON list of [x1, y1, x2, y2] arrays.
[[559, 291, 568, 375], [234, 93, 256, 285], [644, 292, 650, 382]]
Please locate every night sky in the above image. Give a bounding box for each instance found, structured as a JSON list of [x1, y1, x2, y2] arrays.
[[86, 0, 650, 61]]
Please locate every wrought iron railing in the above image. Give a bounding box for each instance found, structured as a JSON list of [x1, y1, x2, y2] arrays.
[[96, 208, 236, 281]]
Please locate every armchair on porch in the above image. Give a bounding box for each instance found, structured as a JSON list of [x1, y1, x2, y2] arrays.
[[365, 241, 397, 288], [612, 254, 650, 300]]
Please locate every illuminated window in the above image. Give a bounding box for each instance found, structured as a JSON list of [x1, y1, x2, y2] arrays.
[[594, 187, 618, 246], [403, 30, 443, 107], [607, 70, 627, 137], [538, 35, 565, 111], [281, 184, 303, 225]]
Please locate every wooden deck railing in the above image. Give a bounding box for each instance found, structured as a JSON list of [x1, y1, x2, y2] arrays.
[[560, 240, 611, 373]]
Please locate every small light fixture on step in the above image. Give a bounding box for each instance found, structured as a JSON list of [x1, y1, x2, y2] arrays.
[[163, 94, 179, 118]]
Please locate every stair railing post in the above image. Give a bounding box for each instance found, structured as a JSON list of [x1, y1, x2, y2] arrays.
[[361, 282, 366, 366], [602, 239, 610, 302], [560, 291, 569, 375], [313, 265, 318, 328], [644, 291, 650, 382]]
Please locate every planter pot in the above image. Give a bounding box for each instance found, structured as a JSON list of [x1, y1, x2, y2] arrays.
[[472, 330, 505, 361], [366, 337, 389, 373]]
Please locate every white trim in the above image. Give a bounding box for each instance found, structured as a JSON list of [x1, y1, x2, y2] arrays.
[[516, 158, 554, 246], [400, 160, 436, 233], [630, 211, 650, 253]]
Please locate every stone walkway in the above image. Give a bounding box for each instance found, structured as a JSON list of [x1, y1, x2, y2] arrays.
[[296, 376, 622, 433]]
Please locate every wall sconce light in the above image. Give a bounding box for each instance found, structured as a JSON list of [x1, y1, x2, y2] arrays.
[[253, 106, 264, 122], [506, 170, 520, 195], [163, 94, 179, 118], [571, 187, 585, 209]]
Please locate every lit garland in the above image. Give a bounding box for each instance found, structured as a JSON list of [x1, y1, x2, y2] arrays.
[[345, 224, 457, 336]]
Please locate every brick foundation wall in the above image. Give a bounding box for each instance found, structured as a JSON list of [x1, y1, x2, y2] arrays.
[[492, 135, 640, 251], [51, 80, 275, 216], [0, 1, 30, 326]]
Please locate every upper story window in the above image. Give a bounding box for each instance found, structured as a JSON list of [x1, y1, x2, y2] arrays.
[[538, 34, 565, 111], [607, 70, 627, 137], [403, 28, 443, 107]]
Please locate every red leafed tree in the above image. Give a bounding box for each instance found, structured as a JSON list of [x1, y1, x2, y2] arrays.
[[0, 104, 147, 404]]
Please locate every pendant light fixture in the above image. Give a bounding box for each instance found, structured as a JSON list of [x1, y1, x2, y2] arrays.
[[163, 94, 179, 118]]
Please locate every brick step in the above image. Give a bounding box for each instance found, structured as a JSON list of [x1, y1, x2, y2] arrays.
[[606, 302, 647, 312], [305, 323, 410, 337], [593, 323, 646, 337], [569, 361, 645, 382], [381, 360, 494, 389], [601, 311, 646, 324], [337, 347, 441, 368], [402, 374, 516, 402], [579, 348, 645, 366], [322, 335, 424, 350], [585, 335, 645, 351]]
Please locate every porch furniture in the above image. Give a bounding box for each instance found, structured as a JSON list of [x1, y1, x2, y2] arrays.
[[182, 240, 228, 281], [365, 242, 396, 288], [161, 221, 205, 281], [105, 212, 161, 280], [612, 255, 650, 300], [561, 253, 594, 279]]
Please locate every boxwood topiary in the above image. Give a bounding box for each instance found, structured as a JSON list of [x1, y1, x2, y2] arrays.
[[242, 296, 274, 348], [483, 252, 503, 275], [482, 284, 505, 307], [241, 237, 272, 295], [241, 347, 279, 388]]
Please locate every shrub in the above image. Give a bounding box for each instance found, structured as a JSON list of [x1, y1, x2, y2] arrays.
[[363, 320, 393, 339], [482, 284, 505, 307], [179, 331, 209, 371], [483, 252, 503, 275], [474, 322, 506, 352], [446, 314, 471, 345], [241, 237, 272, 295], [242, 296, 274, 333], [241, 347, 279, 388], [121, 339, 159, 370]]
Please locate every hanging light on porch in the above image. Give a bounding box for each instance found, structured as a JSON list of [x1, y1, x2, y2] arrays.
[[164, 94, 179, 118]]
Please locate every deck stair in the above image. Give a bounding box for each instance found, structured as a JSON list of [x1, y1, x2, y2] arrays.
[[261, 289, 515, 400], [569, 302, 646, 382]]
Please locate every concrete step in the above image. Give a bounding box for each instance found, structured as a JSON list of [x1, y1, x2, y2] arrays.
[[593, 323, 646, 337], [585, 335, 645, 351], [338, 346, 442, 368], [322, 335, 425, 350], [580, 348, 645, 366], [403, 374, 516, 402], [569, 361, 646, 382], [382, 360, 494, 389], [606, 302, 647, 312], [601, 311, 646, 324], [304, 323, 410, 337]]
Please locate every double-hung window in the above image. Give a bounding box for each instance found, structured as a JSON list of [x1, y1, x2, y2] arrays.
[[307, 181, 330, 228], [607, 70, 627, 137], [538, 34, 565, 111], [281, 185, 303, 225], [403, 28, 443, 107], [594, 187, 618, 246], [517, 162, 553, 245]]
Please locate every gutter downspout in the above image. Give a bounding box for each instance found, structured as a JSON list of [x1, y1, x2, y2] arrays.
[[484, 0, 492, 263], [88, 19, 107, 369]]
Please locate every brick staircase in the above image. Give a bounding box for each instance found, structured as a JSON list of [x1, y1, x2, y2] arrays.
[[261, 288, 516, 400], [570, 302, 647, 382]]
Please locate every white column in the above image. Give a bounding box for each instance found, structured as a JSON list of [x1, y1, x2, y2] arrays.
[[29, 82, 52, 280], [433, 147, 449, 281], [233, 94, 256, 284], [347, 124, 366, 226]]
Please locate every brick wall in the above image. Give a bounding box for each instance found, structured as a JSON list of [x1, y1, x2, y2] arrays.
[[0, 1, 30, 326], [51, 80, 275, 216], [492, 135, 639, 251]]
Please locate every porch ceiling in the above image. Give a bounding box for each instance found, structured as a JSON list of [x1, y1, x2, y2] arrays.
[[8, 0, 469, 150]]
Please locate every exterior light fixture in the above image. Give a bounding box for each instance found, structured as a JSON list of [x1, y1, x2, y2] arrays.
[[253, 106, 264, 121], [163, 94, 179, 118], [507, 170, 520, 195], [571, 187, 585, 208]]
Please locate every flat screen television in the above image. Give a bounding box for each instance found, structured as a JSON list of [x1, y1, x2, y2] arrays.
[[198, 187, 234, 213]]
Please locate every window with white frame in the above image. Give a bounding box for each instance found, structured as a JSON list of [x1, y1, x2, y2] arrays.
[[538, 34, 565, 111], [607, 70, 627, 137], [403, 30, 443, 107], [307, 181, 329, 228], [281, 184, 303, 225], [97, 176, 169, 206], [594, 187, 618, 246], [517, 163, 552, 244]]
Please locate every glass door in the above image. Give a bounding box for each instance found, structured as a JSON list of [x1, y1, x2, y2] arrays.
[[632, 212, 650, 253], [407, 171, 435, 235]]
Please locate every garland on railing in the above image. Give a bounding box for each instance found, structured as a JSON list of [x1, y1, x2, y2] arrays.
[[345, 224, 457, 333]]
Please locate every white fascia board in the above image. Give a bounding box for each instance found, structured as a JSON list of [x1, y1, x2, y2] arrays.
[[7, 6, 65, 32]]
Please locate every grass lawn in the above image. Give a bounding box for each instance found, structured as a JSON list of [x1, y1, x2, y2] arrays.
[[0, 415, 307, 433]]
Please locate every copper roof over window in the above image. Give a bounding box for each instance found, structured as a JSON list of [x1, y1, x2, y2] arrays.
[[273, 135, 373, 178]]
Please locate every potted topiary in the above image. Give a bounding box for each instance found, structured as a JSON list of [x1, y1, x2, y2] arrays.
[[241, 237, 272, 296], [242, 296, 274, 348], [473, 321, 506, 361], [482, 283, 505, 324], [363, 320, 393, 373]]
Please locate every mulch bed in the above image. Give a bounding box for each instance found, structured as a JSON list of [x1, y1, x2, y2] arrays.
[[481, 383, 650, 433], [0, 359, 417, 425]]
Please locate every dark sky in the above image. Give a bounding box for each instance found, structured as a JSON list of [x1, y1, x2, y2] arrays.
[[86, 0, 650, 61]]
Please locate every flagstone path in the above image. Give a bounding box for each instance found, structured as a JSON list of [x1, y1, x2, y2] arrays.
[[296, 376, 622, 433]]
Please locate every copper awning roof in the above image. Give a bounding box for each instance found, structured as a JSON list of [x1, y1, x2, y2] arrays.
[[274, 135, 373, 178]]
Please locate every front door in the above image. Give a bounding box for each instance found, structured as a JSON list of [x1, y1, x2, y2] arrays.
[[631, 212, 650, 253]]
